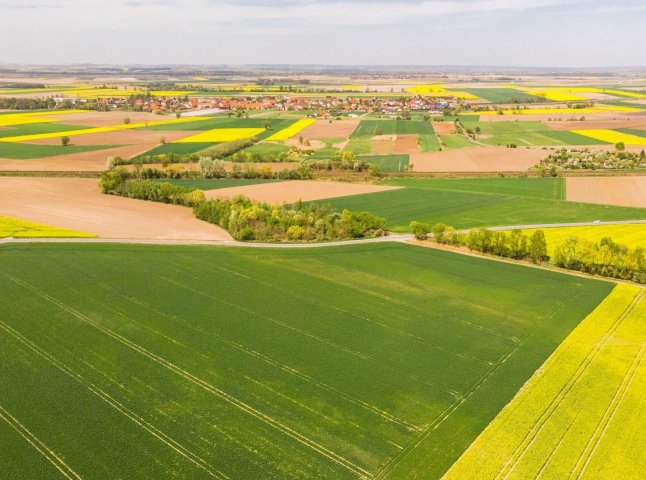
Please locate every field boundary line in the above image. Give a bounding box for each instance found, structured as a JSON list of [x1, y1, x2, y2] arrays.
[[374, 286, 583, 479], [0, 317, 229, 480], [495, 289, 643, 480], [0, 404, 84, 480], [5, 273, 371, 479]]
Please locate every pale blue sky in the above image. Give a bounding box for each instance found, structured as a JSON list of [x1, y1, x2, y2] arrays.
[[0, 0, 644, 66]]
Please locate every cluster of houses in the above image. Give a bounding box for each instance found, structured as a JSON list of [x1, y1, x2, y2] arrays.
[[64, 93, 455, 117]]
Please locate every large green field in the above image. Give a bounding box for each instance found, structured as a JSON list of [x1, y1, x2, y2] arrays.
[[352, 120, 436, 138], [0, 142, 117, 159], [356, 154, 410, 172], [322, 177, 646, 231], [140, 117, 296, 133], [470, 121, 609, 147], [0, 243, 612, 479]]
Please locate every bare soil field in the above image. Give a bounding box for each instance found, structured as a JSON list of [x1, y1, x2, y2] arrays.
[[431, 122, 456, 134], [204, 180, 401, 204], [566, 176, 646, 208], [0, 177, 231, 240], [408, 147, 546, 172], [546, 117, 646, 131], [371, 135, 396, 154], [285, 138, 326, 149], [394, 134, 420, 154], [298, 119, 360, 138], [27, 130, 198, 146], [0, 144, 158, 172], [409, 147, 545, 172]]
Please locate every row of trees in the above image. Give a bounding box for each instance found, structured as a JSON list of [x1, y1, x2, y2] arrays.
[[100, 172, 386, 242], [536, 148, 646, 171], [553, 236, 646, 283], [411, 222, 645, 283], [412, 223, 548, 263]]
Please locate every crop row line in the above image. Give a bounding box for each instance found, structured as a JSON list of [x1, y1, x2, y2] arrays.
[[0, 318, 227, 480], [0, 403, 84, 480], [5, 273, 371, 478], [569, 340, 646, 480], [48, 254, 420, 435], [374, 285, 584, 479]]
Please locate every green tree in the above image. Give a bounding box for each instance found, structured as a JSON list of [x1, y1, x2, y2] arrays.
[[61, 136, 70, 146], [411, 221, 431, 240], [529, 230, 548, 263]]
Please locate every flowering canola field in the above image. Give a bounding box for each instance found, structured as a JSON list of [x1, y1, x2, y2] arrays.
[[572, 129, 646, 145], [0, 215, 95, 238], [0, 116, 211, 143], [444, 284, 646, 480], [175, 127, 265, 143], [265, 118, 316, 141]]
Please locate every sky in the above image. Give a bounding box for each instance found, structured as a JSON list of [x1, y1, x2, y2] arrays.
[[0, 0, 645, 67]]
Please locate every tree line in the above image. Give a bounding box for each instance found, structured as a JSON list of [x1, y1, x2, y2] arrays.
[[100, 171, 386, 242], [411, 222, 645, 283]]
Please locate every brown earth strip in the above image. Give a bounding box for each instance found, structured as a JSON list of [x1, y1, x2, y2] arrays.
[[431, 122, 456, 135], [297, 119, 360, 138], [204, 180, 401, 204], [371, 135, 396, 154], [566, 176, 646, 208], [394, 134, 420, 154], [0, 177, 231, 240], [0, 144, 158, 172], [409, 147, 545, 172]]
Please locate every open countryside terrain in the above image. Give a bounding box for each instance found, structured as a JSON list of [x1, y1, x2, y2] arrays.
[[445, 284, 645, 480], [0, 242, 613, 479], [321, 177, 646, 231]]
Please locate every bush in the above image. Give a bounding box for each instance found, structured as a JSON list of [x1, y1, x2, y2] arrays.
[[410, 221, 431, 240]]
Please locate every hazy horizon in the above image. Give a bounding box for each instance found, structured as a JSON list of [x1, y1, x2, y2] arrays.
[[1, 0, 645, 67]]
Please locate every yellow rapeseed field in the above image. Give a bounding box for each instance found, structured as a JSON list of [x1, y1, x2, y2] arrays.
[[471, 105, 640, 116], [265, 119, 316, 141], [175, 127, 265, 143], [444, 284, 646, 480], [572, 129, 646, 145], [406, 85, 477, 99], [513, 224, 646, 255], [0, 116, 211, 143], [0, 215, 95, 238], [0, 110, 86, 127]]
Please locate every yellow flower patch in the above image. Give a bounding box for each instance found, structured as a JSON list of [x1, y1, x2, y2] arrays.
[[175, 128, 265, 143]]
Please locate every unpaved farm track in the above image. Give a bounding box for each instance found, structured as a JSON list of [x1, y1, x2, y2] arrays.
[[0, 177, 231, 241]]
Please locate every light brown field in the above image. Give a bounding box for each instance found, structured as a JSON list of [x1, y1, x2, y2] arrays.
[[566, 176, 646, 208], [204, 180, 401, 204], [409, 147, 545, 172], [546, 117, 646, 131], [394, 134, 420, 154], [0, 177, 231, 240], [431, 122, 456, 134], [0, 144, 158, 172], [297, 119, 360, 138], [371, 135, 396, 154]]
